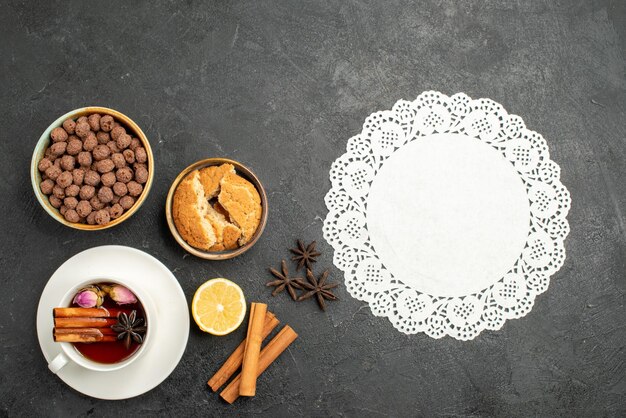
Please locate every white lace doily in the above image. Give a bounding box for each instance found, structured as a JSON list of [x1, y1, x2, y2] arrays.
[[323, 91, 570, 340]]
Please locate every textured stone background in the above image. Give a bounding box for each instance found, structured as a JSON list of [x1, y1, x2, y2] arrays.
[[1, 0, 625, 416]]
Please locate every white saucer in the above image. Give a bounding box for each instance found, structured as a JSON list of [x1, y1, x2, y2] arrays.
[[36, 245, 190, 400]]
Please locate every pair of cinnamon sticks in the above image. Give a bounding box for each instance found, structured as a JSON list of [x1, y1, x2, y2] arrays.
[[53, 307, 123, 343], [208, 302, 298, 404]]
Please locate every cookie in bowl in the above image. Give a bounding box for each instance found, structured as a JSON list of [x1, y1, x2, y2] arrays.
[[170, 161, 265, 258]]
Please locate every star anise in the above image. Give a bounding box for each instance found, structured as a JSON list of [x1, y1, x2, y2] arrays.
[[296, 269, 338, 311], [290, 240, 322, 271], [111, 310, 147, 350], [268, 259, 303, 300]]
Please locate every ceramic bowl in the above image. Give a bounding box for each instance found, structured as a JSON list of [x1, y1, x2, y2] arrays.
[[165, 158, 268, 260], [31, 107, 154, 230]]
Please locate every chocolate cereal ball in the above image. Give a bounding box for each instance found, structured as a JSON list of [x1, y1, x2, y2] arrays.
[[86, 211, 97, 225], [64, 209, 80, 223], [50, 142, 67, 157], [76, 200, 92, 218], [38, 158, 53, 172], [94, 209, 110, 225], [40, 179, 54, 194], [98, 186, 114, 203], [111, 195, 120, 205], [127, 181, 143, 197], [79, 185, 95, 200], [100, 115, 114, 132], [66, 138, 83, 156], [90, 196, 105, 210], [75, 121, 91, 138], [83, 132, 98, 151], [60, 155, 75, 171], [92, 144, 110, 161], [72, 168, 85, 185], [62, 119, 76, 134], [44, 147, 56, 161], [116, 167, 133, 183], [109, 203, 124, 219], [112, 182, 128, 197], [45, 165, 62, 181], [49, 195, 62, 208], [111, 153, 125, 169], [110, 125, 125, 141], [135, 147, 147, 163], [116, 133, 131, 150], [50, 127, 68, 143], [122, 149, 135, 164], [134, 165, 149, 184], [119, 195, 135, 210], [129, 138, 141, 151], [77, 116, 88, 124], [83, 170, 100, 186], [52, 185, 65, 199], [56, 171, 73, 188], [96, 131, 110, 145], [96, 159, 115, 174], [101, 172, 116, 187], [59, 205, 67, 216], [63, 197, 78, 210], [88, 114, 101, 131], [65, 184, 80, 197], [107, 140, 120, 154], [77, 151, 92, 167]]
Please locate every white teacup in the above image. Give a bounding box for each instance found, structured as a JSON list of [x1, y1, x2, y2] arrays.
[[48, 277, 155, 374]]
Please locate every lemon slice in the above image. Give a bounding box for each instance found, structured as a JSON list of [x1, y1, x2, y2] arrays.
[[191, 278, 246, 335]]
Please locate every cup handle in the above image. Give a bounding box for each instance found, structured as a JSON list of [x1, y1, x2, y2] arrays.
[[48, 351, 69, 374]]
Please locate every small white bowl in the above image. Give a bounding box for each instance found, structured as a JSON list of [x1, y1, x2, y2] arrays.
[[31, 106, 154, 230]]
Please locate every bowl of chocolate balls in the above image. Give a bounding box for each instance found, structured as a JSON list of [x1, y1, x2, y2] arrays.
[[31, 107, 153, 230]]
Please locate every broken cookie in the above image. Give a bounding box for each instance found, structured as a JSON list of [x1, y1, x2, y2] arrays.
[[172, 163, 262, 252]]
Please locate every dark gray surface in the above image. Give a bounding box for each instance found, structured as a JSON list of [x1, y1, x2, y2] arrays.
[[1, 0, 625, 416]]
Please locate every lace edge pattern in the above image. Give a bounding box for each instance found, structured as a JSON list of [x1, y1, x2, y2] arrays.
[[323, 91, 570, 340]]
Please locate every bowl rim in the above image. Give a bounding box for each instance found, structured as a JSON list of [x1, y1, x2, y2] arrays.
[[165, 158, 268, 260], [31, 106, 154, 231]]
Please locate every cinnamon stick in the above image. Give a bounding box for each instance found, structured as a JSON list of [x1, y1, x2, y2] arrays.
[[220, 325, 298, 404], [54, 317, 118, 328], [208, 311, 279, 392], [54, 327, 117, 336], [53, 307, 126, 318], [239, 303, 267, 396], [53, 327, 118, 343]]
